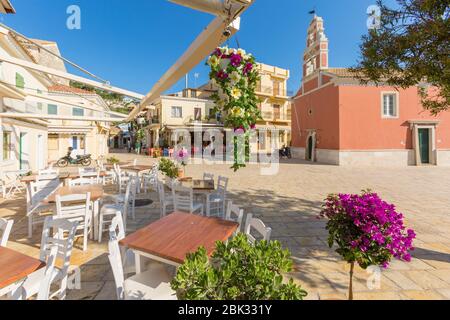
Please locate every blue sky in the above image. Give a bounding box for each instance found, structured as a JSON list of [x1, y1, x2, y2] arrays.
[[2, 0, 396, 96]]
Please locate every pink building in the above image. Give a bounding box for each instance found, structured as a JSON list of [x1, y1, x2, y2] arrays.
[[291, 16, 450, 166]]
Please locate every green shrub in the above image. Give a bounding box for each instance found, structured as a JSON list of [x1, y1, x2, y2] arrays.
[[171, 233, 307, 300], [158, 157, 179, 179], [106, 156, 120, 164]]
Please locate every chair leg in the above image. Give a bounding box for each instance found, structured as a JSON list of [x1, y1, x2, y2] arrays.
[[83, 225, 88, 251], [98, 214, 103, 243], [28, 216, 33, 238]]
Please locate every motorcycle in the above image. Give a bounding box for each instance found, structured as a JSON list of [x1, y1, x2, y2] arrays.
[[279, 146, 292, 159], [57, 154, 92, 167]]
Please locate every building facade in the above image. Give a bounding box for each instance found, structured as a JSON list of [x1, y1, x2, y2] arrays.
[[292, 15, 450, 166]]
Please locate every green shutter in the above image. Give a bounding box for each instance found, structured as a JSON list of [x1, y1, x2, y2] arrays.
[[48, 104, 58, 115], [15, 73, 25, 89]]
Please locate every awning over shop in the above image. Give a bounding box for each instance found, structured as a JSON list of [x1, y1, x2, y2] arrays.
[[48, 127, 92, 134]]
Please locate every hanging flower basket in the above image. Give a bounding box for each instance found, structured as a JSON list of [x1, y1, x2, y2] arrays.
[[207, 47, 261, 171]]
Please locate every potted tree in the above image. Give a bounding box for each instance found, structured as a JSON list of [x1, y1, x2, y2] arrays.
[[158, 158, 180, 180], [171, 233, 307, 300], [319, 190, 416, 300]]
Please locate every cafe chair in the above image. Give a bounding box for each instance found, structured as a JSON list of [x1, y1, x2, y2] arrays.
[[225, 201, 244, 234], [205, 175, 228, 217], [27, 179, 61, 238], [203, 172, 215, 182], [69, 178, 96, 186], [111, 175, 138, 220], [79, 168, 101, 184], [0, 218, 13, 247], [38, 168, 59, 176], [108, 216, 177, 300], [21, 217, 78, 300], [172, 185, 203, 215], [55, 193, 93, 251], [244, 214, 272, 243], [157, 179, 174, 218]]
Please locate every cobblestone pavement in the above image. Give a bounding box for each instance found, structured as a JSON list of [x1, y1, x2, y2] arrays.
[[1, 150, 450, 300]]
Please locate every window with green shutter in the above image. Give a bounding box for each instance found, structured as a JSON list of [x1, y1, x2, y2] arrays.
[[15, 72, 25, 89], [73, 107, 84, 116], [48, 104, 58, 115]]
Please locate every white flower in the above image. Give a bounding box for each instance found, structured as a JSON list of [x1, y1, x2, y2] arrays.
[[231, 88, 242, 99], [237, 48, 246, 56], [208, 55, 219, 67], [230, 71, 241, 84], [210, 78, 217, 88]]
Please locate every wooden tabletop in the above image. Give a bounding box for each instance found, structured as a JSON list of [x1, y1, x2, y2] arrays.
[[0, 247, 46, 289], [119, 212, 238, 265], [181, 179, 215, 191], [43, 184, 104, 203], [21, 172, 107, 183], [120, 165, 154, 172]]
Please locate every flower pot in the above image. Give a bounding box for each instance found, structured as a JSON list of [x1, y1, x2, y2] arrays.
[[177, 168, 185, 178]]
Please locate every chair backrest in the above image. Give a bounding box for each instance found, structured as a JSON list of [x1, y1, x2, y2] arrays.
[[79, 169, 100, 184], [203, 173, 214, 182], [56, 193, 91, 221], [225, 201, 244, 230], [36, 245, 58, 300], [39, 216, 78, 279], [217, 176, 228, 195], [172, 185, 194, 213], [69, 177, 95, 186], [157, 179, 166, 203], [0, 218, 13, 247], [28, 179, 61, 210], [244, 214, 272, 243], [108, 216, 125, 300], [38, 168, 59, 176], [36, 174, 60, 181]]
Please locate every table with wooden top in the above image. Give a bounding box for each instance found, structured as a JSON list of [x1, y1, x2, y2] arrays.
[[180, 179, 215, 192], [43, 184, 104, 240], [119, 211, 239, 271], [0, 247, 46, 299], [21, 172, 108, 186]]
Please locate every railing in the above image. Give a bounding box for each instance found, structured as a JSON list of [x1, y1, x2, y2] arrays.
[[261, 111, 291, 121], [256, 85, 289, 97]]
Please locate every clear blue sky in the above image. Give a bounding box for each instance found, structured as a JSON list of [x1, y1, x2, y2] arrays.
[[1, 0, 396, 96]]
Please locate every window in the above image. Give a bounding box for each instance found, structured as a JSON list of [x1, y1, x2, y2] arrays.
[[191, 90, 197, 98], [2, 132, 11, 161], [194, 108, 202, 121], [37, 102, 43, 111], [382, 93, 398, 118], [73, 107, 84, 117], [48, 104, 58, 115], [171, 106, 182, 118], [15, 72, 25, 89], [37, 89, 42, 94]]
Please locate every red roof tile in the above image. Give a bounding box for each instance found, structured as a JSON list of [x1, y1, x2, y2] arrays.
[[48, 84, 95, 95]]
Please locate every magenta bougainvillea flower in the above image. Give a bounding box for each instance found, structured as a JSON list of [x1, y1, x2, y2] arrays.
[[319, 190, 416, 269]]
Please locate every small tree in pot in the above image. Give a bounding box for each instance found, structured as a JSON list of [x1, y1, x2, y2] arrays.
[[171, 233, 307, 300], [319, 190, 416, 300]]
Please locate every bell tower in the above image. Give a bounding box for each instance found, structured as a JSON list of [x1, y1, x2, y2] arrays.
[[302, 15, 329, 78]]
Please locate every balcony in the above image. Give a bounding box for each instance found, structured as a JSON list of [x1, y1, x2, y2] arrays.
[[255, 85, 290, 99], [261, 111, 291, 122]]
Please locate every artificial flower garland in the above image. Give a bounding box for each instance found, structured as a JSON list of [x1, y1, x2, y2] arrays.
[[207, 47, 261, 171]]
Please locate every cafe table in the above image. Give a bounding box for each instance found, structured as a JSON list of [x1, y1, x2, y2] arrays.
[[42, 184, 104, 240], [119, 211, 239, 272], [21, 171, 108, 186], [0, 247, 46, 299]]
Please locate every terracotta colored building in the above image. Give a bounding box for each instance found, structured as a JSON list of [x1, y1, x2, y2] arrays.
[[291, 15, 450, 166]]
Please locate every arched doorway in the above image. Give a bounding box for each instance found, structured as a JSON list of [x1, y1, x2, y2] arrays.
[[305, 131, 316, 162], [307, 136, 313, 160]]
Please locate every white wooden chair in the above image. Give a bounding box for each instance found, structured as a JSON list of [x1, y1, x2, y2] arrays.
[[157, 179, 174, 218], [69, 177, 95, 186], [108, 217, 177, 300], [55, 193, 93, 251], [97, 161, 116, 185], [21, 217, 78, 300], [225, 201, 244, 234], [27, 179, 61, 238], [99, 179, 132, 243], [78, 168, 100, 184], [0, 218, 13, 247], [141, 164, 159, 193], [172, 185, 203, 215], [203, 172, 215, 182], [206, 175, 228, 217], [110, 175, 138, 220], [38, 168, 59, 176], [244, 214, 272, 243]]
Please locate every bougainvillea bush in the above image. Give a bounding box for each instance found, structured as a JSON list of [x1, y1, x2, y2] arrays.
[[207, 47, 261, 171], [319, 190, 415, 299]]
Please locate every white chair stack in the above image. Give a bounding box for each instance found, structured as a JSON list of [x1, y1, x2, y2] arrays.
[[108, 216, 176, 300], [21, 217, 78, 300], [55, 193, 93, 251], [244, 214, 272, 243], [206, 175, 228, 217], [27, 179, 62, 238], [172, 185, 203, 215], [0, 218, 13, 247]]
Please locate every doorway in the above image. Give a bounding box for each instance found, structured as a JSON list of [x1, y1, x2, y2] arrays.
[[37, 134, 45, 169], [305, 131, 316, 161], [19, 132, 28, 170], [418, 128, 430, 164]]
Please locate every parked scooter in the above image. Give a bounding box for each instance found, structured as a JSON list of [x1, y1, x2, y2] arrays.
[[279, 146, 292, 159], [57, 147, 92, 167]]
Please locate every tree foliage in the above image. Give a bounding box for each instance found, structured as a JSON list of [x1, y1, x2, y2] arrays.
[[353, 0, 449, 114]]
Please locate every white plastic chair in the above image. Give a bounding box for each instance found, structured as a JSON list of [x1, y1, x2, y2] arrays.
[[0, 218, 13, 247], [21, 217, 78, 300], [99, 179, 132, 243], [55, 193, 93, 251], [157, 180, 174, 218], [172, 185, 203, 215], [108, 217, 177, 300], [206, 175, 228, 217], [244, 214, 272, 243], [225, 201, 244, 234], [27, 179, 61, 238]]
